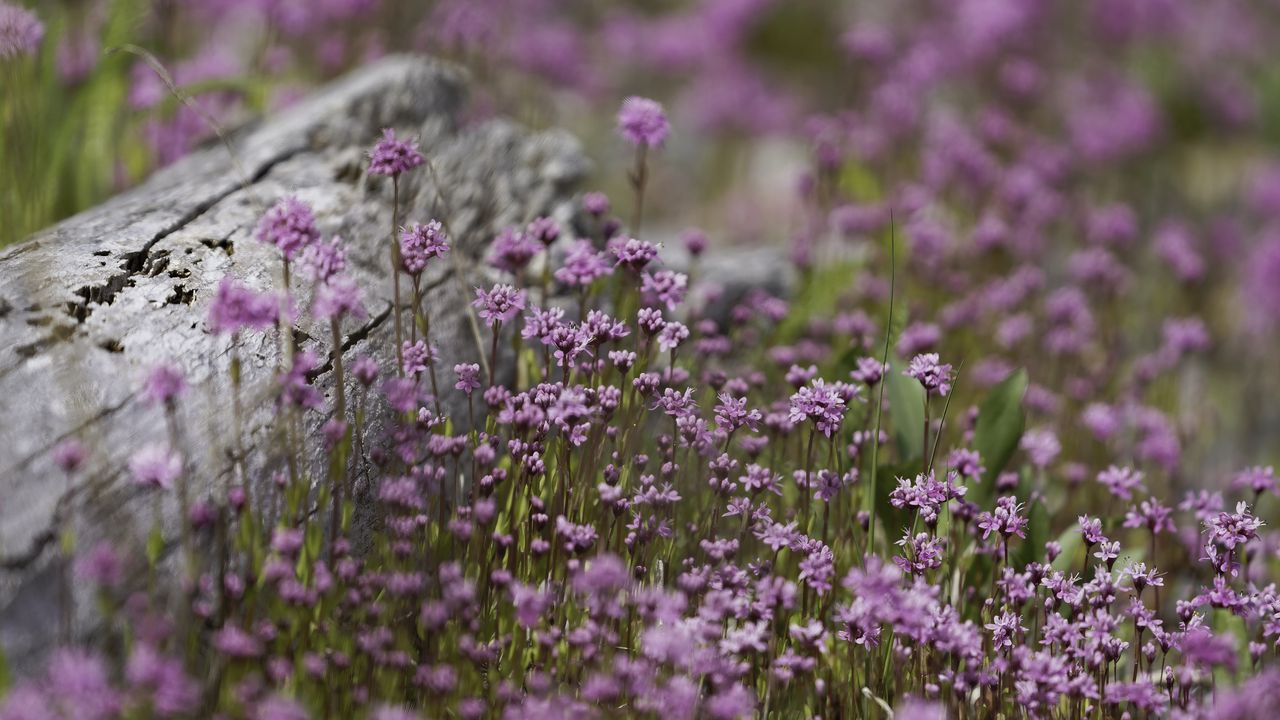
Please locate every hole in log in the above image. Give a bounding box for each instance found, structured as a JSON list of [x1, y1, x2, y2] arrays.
[[165, 284, 195, 306], [200, 235, 235, 256], [14, 325, 76, 358], [98, 339, 125, 353]]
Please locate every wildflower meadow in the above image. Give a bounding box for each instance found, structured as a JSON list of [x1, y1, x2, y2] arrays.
[[4, 1, 1280, 719]]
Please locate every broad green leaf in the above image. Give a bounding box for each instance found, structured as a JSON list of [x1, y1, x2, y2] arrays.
[[874, 461, 919, 543], [776, 260, 860, 341], [1050, 523, 1084, 573], [971, 369, 1028, 507], [1014, 497, 1050, 570], [886, 359, 925, 460]]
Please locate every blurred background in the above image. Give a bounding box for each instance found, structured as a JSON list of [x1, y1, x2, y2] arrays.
[[3, 0, 1280, 493]]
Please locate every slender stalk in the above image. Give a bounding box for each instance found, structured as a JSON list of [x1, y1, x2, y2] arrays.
[[630, 145, 649, 236], [391, 176, 405, 376], [867, 214, 896, 556], [328, 317, 347, 557]]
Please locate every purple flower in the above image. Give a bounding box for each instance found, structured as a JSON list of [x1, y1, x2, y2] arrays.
[[45, 649, 120, 720], [279, 351, 324, 410], [367, 127, 424, 177], [213, 625, 262, 659], [76, 541, 122, 587], [976, 496, 1029, 540], [582, 192, 611, 217], [522, 305, 565, 343], [1123, 499, 1175, 535], [400, 220, 450, 275], [488, 226, 541, 274], [256, 196, 320, 260], [255, 694, 307, 720], [454, 363, 481, 394], [788, 379, 847, 437], [1104, 680, 1166, 714], [526, 216, 560, 246], [641, 269, 688, 310], [302, 236, 347, 282], [1021, 428, 1062, 468], [313, 274, 367, 322], [143, 363, 187, 407], [208, 276, 280, 335], [985, 610, 1024, 649], [352, 355, 379, 387], [0, 2, 43, 60], [472, 284, 526, 324], [129, 444, 181, 490], [401, 340, 438, 378], [682, 228, 708, 256], [850, 357, 886, 385], [571, 553, 628, 596], [1232, 465, 1276, 496], [904, 353, 953, 396], [714, 394, 761, 433], [1096, 465, 1145, 500], [127, 644, 199, 716], [656, 321, 689, 352], [611, 237, 659, 272], [52, 438, 87, 474], [1078, 515, 1107, 545], [617, 96, 670, 148], [555, 240, 613, 286], [894, 697, 945, 720], [1205, 501, 1264, 552], [510, 583, 550, 628]]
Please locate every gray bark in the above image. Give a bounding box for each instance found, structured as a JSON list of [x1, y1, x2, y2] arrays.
[[0, 55, 588, 670]]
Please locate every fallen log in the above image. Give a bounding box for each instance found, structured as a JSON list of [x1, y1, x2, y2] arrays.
[[0, 55, 588, 670]]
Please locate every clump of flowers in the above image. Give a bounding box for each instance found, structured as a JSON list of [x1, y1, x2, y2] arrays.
[[16, 7, 1280, 719]]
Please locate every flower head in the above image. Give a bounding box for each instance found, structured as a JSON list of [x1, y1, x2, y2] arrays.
[[256, 196, 320, 260], [0, 3, 44, 60], [904, 353, 953, 396], [313, 274, 367, 322], [302, 236, 348, 282], [556, 240, 613, 286], [789, 379, 847, 437], [400, 220, 450, 275], [367, 127, 424, 177], [208, 277, 280, 335], [454, 363, 481, 394], [611, 237, 659, 272], [129, 444, 182, 490], [617, 96, 670, 148], [143, 363, 186, 407], [488, 226, 541, 274], [472, 284, 526, 324]]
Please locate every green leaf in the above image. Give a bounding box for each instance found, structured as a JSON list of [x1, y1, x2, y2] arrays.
[[971, 369, 1028, 507], [874, 461, 919, 543], [886, 359, 925, 460], [776, 260, 860, 341], [1050, 523, 1084, 573], [146, 527, 164, 566], [0, 644, 9, 696], [1014, 497, 1050, 570]]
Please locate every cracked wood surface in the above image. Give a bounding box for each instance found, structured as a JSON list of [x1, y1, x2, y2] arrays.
[[0, 55, 588, 668]]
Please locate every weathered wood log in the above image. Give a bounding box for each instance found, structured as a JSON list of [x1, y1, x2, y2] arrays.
[[0, 55, 588, 670]]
